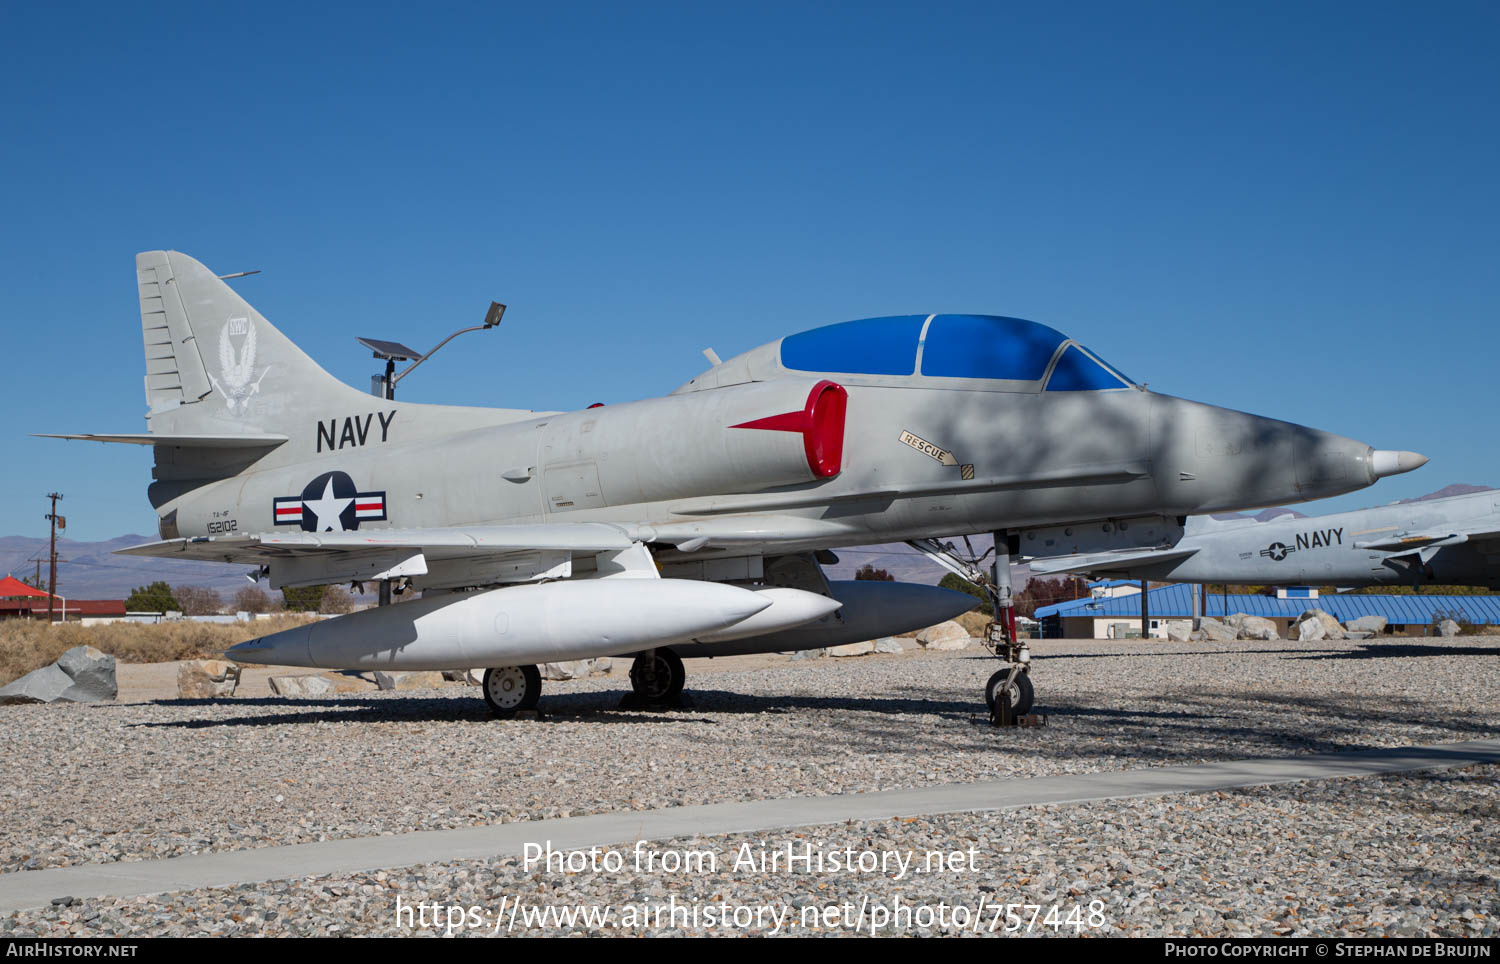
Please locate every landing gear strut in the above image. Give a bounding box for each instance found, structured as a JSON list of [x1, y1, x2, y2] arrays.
[[482, 664, 541, 718], [622, 648, 690, 709], [909, 531, 1034, 725]]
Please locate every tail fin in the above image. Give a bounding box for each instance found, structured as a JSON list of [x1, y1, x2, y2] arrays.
[[137, 250, 367, 434]]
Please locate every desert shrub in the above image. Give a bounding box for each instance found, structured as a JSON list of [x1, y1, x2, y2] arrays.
[[0, 614, 315, 686]]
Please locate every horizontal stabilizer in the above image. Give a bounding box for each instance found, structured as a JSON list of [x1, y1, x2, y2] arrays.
[[1028, 545, 1199, 576], [37, 433, 288, 448]]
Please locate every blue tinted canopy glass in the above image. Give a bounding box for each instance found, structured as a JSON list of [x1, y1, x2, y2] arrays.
[[1045, 345, 1131, 391], [919, 315, 1068, 381], [780, 315, 925, 375], [780, 313, 1131, 388]]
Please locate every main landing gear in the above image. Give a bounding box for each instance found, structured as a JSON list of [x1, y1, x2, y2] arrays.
[[482, 664, 542, 718], [909, 531, 1035, 725], [621, 648, 691, 709], [481, 649, 692, 717]]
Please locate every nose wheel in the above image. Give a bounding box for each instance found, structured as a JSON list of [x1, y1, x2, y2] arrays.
[[985, 668, 1034, 717], [482, 664, 542, 717]]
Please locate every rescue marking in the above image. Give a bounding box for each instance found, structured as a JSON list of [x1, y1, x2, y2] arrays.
[[898, 430, 958, 467]]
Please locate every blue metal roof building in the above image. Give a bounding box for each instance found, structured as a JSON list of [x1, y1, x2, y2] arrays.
[[1035, 584, 1500, 633]]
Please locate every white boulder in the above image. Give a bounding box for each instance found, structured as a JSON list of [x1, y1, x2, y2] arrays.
[[1293, 609, 1345, 641], [177, 660, 241, 699], [1344, 615, 1387, 635], [916, 621, 972, 651], [1197, 618, 1237, 642], [1164, 620, 1193, 642], [269, 675, 333, 697], [1236, 616, 1281, 641]]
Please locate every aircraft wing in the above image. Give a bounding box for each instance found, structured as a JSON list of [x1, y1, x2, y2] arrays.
[[1354, 531, 1471, 552], [1355, 522, 1500, 557], [114, 516, 855, 590], [118, 523, 659, 591], [1027, 545, 1199, 576], [117, 523, 640, 564], [1461, 524, 1500, 547]]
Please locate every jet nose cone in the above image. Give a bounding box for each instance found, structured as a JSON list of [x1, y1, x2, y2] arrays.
[[1371, 450, 1429, 479]]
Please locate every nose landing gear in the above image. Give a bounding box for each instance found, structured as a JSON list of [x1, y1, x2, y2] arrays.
[[910, 531, 1036, 726]]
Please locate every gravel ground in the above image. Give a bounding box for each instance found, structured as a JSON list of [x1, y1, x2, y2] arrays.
[[6, 766, 1496, 937], [2, 635, 1498, 880]]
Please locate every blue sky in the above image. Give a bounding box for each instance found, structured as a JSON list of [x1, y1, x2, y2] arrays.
[[2, 1, 1496, 541]]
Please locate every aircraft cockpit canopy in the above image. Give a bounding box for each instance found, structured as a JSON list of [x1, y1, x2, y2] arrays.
[[778, 314, 1135, 391]]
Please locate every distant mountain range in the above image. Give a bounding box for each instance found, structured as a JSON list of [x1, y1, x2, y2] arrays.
[[0, 534, 262, 600], [1212, 506, 1309, 522], [1400, 483, 1494, 503], [4, 484, 1491, 598]]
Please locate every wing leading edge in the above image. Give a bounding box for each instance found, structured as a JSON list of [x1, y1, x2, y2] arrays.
[[1027, 545, 1200, 577]]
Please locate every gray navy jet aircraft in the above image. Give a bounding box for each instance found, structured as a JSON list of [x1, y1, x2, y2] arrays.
[[1030, 489, 1500, 591], [46, 251, 1428, 717]]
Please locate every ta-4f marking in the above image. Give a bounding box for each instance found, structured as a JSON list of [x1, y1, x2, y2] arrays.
[[317, 411, 396, 453]]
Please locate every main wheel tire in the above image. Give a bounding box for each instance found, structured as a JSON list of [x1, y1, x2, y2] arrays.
[[629, 649, 686, 703], [986, 669, 1034, 717], [483, 665, 541, 717]]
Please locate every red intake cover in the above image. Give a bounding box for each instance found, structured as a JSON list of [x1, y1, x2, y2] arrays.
[[729, 380, 847, 478]]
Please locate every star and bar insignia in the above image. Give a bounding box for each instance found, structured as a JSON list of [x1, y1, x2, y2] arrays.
[[274, 471, 387, 532]]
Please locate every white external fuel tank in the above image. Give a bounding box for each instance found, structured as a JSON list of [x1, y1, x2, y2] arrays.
[[691, 587, 844, 642], [228, 579, 775, 671]]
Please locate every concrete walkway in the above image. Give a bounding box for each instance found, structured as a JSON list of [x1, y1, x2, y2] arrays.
[[3, 738, 1497, 913]]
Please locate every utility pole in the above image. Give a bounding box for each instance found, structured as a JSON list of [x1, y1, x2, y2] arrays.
[[1140, 578, 1150, 639], [45, 493, 64, 623]]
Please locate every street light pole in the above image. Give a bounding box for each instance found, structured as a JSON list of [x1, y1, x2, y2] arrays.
[[358, 301, 506, 607]]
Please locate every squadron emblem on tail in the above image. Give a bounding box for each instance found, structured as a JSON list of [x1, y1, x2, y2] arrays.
[[208, 317, 271, 415]]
